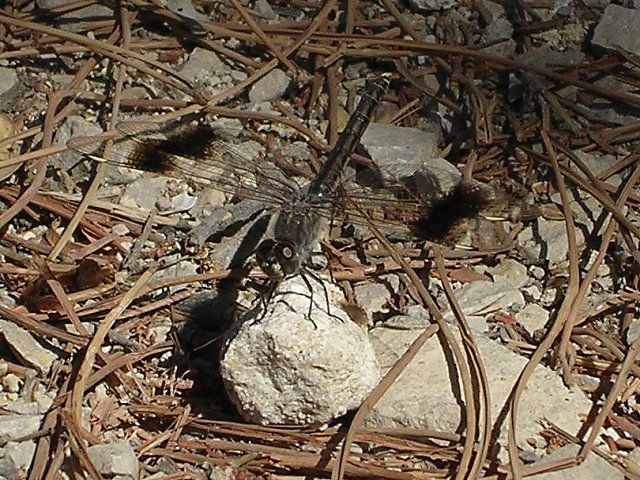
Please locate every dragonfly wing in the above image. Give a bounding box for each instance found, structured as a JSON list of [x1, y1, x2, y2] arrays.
[[68, 121, 297, 206]]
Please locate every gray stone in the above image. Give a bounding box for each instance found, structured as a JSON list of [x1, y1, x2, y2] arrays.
[[0, 320, 56, 375], [481, 38, 517, 57], [367, 322, 591, 461], [180, 48, 228, 93], [531, 444, 623, 479], [0, 413, 39, 473], [52, 116, 103, 173], [569, 152, 624, 197], [489, 258, 528, 289], [229, 70, 247, 83], [281, 141, 312, 163], [627, 447, 640, 473], [588, 74, 640, 125], [87, 441, 139, 479], [154, 195, 172, 212], [354, 275, 400, 318], [120, 177, 169, 211], [443, 279, 525, 327], [573, 374, 602, 393], [188, 199, 266, 250], [484, 0, 506, 18], [248, 69, 291, 103], [254, 0, 276, 19], [189, 187, 227, 217], [407, 0, 456, 11], [591, 5, 640, 56], [509, 49, 584, 104], [220, 276, 379, 425], [0, 288, 15, 310], [166, 0, 209, 33], [571, 150, 618, 178], [148, 316, 172, 344], [518, 218, 585, 267], [2, 441, 36, 478], [0, 67, 19, 99], [361, 123, 440, 181], [56, 4, 113, 33], [150, 256, 199, 294], [516, 49, 585, 68], [515, 303, 550, 336], [626, 319, 640, 345], [0, 456, 19, 480], [0, 398, 50, 416], [120, 86, 148, 101], [0, 414, 40, 442], [481, 17, 513, 44]]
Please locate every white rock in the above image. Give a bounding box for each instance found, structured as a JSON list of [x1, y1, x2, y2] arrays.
[[354, 275, 399, 318], [120, 177, 169, 211], [367, 319, 591, 462], [220, 276, 379, 425], [522, 285, 542, 302], [489, 258, 528, 289], [515, 304, 550, 335], [150, 256, 199, 294], [1, 374, 20, 393], [168, 192, 198, 213], [443, 279, 525, 326]]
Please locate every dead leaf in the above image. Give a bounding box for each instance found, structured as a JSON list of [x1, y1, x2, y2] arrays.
[[448, 267, 491, 283], [539, 203, 565, 220]]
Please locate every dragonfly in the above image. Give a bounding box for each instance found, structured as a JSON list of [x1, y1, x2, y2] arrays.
[[67, 75, 502, 280]]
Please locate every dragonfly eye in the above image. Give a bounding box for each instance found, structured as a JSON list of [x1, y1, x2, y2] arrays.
[[256, 240, 299, 279]]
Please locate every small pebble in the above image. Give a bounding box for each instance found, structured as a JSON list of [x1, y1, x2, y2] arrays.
[[2, 374, 21, 393]]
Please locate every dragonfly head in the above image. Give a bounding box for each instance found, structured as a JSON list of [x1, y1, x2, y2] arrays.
[[256, 239, 301, 280]]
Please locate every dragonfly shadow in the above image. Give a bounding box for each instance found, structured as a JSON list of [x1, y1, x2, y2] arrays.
[[169, 214, 272, 415]]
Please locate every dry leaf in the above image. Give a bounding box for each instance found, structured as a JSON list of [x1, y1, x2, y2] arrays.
[[448, 267, 491, 283]]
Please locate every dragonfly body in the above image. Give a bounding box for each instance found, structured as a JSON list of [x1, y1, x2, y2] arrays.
[[256, 75, 391, 279]]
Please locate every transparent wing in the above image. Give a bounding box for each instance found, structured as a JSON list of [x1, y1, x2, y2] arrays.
[[67, 121, 299, 207], [67, 120, 510, 245], [311, 158, 506, 242]]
